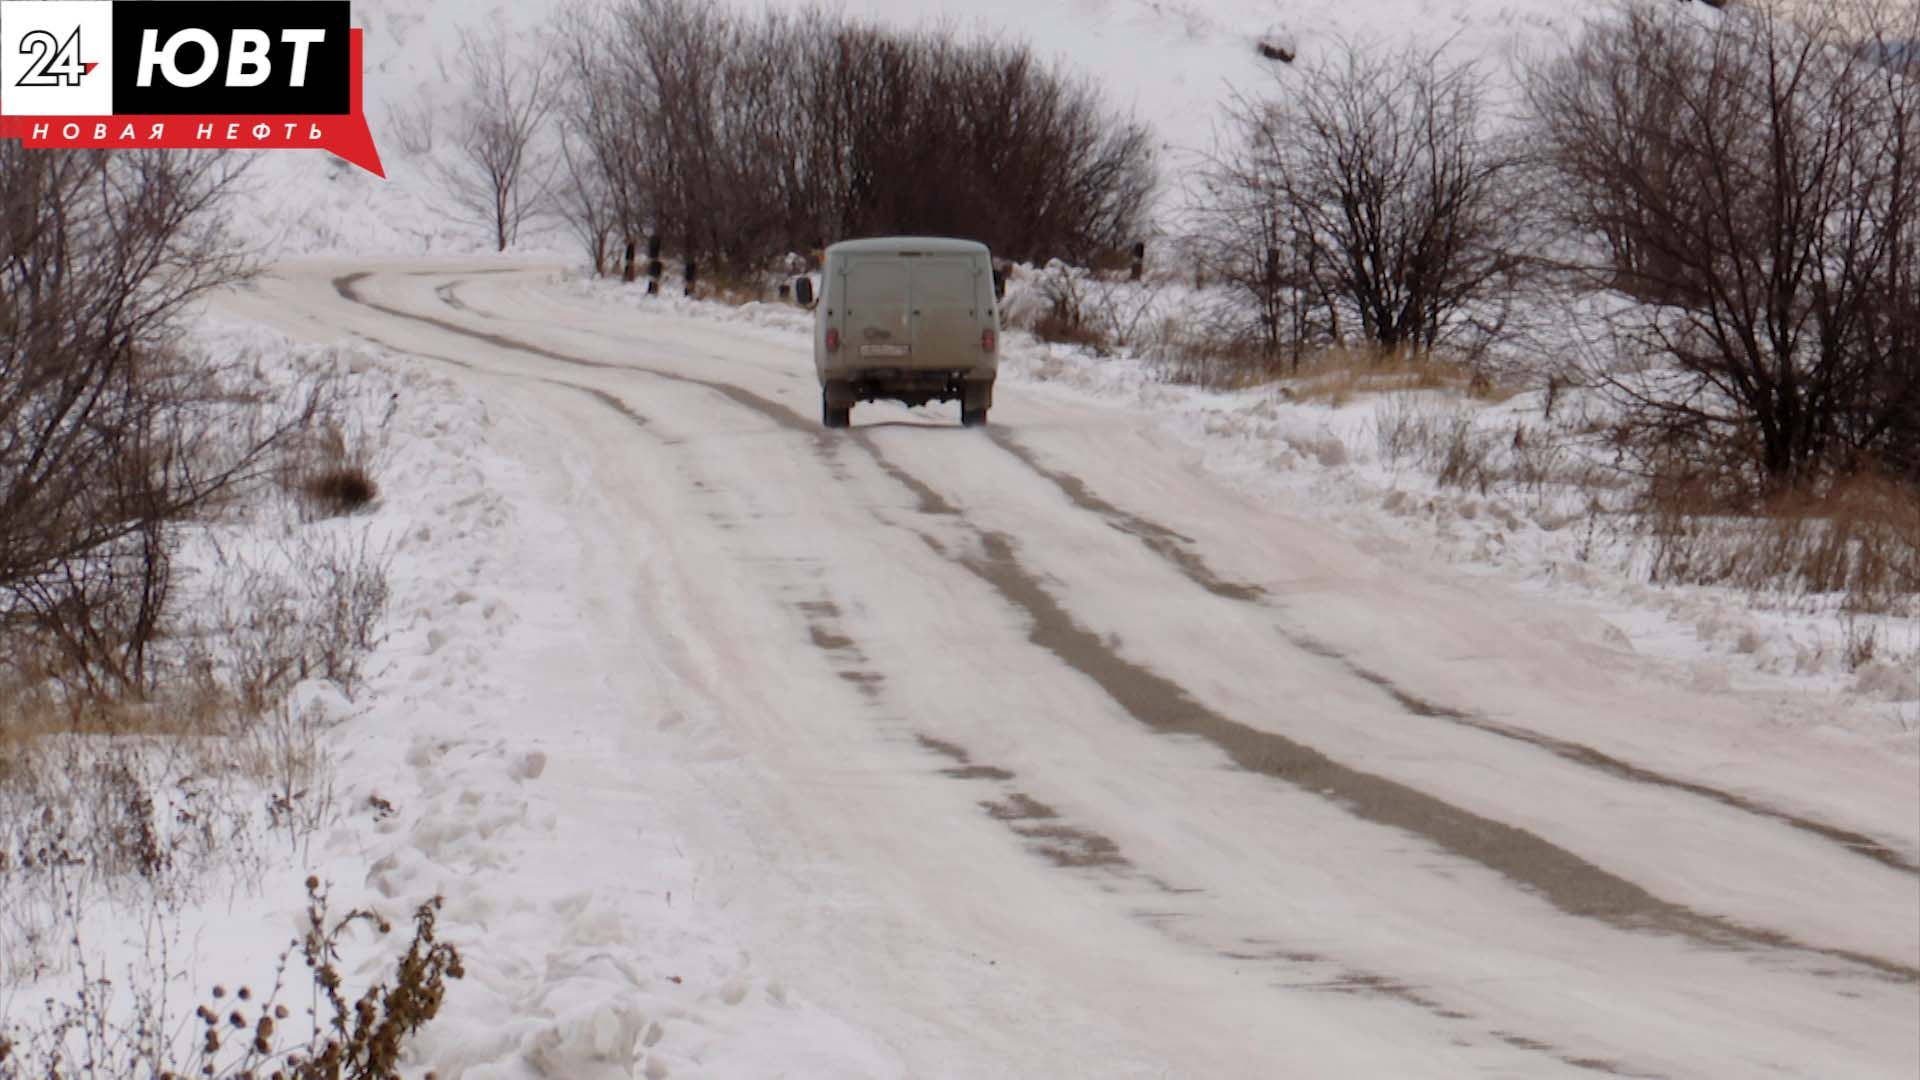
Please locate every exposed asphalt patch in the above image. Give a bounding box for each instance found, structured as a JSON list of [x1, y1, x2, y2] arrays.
[[1014, 823, 1129, 868], [914, 736, 1128, 870], [982, 793, 1059, 821], [851, 431, 961, 516], [988, 429, 1264, 602], [807, 624, 855, 652], [988, 430, 1920, 879], [549, 380, 650, 428], [944, 764, 1016, 781], [922, 524, 1918, 984], [912, 733, 969, 763]]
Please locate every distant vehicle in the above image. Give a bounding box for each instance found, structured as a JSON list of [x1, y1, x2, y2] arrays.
[[794, 237, 1002, 429]]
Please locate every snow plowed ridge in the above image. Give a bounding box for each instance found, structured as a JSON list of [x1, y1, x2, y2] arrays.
[[210, 260, 1919, 1078]]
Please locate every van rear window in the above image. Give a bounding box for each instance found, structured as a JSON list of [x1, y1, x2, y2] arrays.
[[912, 261, 975, 308], [846, 261, 907, 310]]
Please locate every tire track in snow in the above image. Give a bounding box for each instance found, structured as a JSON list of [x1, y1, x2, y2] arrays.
[[411, 268, 1903, 883], [350, 283, 1158, 912], [919, 519, 1918, 984], [333, 272, 819, 438], [332, 266, 1917, 990], [986, 428, 1920, 880]]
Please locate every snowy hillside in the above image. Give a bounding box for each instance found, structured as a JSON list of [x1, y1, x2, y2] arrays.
[[236, 0, 1586, 254]]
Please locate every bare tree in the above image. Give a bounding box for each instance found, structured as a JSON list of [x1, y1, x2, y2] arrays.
[[552, 0, 1155, 278], [1528, 0, 1920, 489], [552, 133, 616, 276], [1207, 39, 1530, 360], [552, 1, 650, 277], [1191, 116, 1324, 366], [439, 27, 554, 252], [0, 148, 299, 694], [808, 25, 1155, 264]]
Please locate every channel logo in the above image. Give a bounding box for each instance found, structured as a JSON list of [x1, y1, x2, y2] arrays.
[[0, 1, 383, 176]]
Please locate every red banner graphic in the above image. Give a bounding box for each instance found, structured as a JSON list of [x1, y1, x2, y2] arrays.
[[0, 27, 382, 177]]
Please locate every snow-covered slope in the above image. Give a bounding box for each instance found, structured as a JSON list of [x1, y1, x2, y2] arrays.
[[235, 0, 1587, 255]]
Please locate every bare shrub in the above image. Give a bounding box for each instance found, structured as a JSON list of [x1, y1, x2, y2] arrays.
[[554, 129, 620, 276], [235, 698, 341, 858], [1189, 138, 1318, 365], [1370, 393, 1499, 491], [1433, 413, 1498, 493], [556, 0, 1155, 274], [194, 529, 392, 714], [1027, 263, 1113, 354], [1527, 0, 1920, 491], [1198, 38, 1531, 362], [1, 505, 387, 986], [0, 878, 463, 1079], [0, 147, 295, 697], [304, 467, 379, 516], [385, 99, 437, 156], [1081, 275, 1172, 353], [1373, 394, 1452, 467], [1506, 422, 1575, 498], [1843, 616, 1879, 670], [284, 421, 381, 519]]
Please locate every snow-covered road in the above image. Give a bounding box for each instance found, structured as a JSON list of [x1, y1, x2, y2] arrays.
[[217, 260, 1918, 1078]]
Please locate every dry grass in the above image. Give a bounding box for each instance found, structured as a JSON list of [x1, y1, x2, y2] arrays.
[[1640, 467, 1920, 616], [1033, 312, 1114, 353], [694, 273, 772, 307], [0, 684, 265, 981], [3, 306, 408, 1061], [284, 422, 380, 518], [184, 528, 391, 717], [1145, 318, 1294, 390], [303, 466, 378, 516], [1286, 346, 1516, 406], [1371, 394, 1501, 493], [1, 523, 390, 978]]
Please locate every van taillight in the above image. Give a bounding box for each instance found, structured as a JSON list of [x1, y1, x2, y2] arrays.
[[825, 327, 841, 352], [981, 327, 997, 353]]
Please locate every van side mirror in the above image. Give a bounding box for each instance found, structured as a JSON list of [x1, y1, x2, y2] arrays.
[[992, 269, 1006, 300], [794, 276, 814, 308]]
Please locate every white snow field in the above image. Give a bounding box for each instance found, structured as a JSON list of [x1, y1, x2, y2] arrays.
[[7, 0, 1916, 1076], [195, 259, 1919, 1077]]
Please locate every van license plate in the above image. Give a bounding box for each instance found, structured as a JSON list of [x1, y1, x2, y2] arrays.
[[860, 344, 910, 357]]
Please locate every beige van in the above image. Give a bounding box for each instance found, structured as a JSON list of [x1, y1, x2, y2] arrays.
[[795, 237, 1001, 428]]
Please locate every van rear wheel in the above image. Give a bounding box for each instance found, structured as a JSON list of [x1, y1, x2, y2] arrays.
[[822, 393, 851, 429], [960, 404, 988, 427]]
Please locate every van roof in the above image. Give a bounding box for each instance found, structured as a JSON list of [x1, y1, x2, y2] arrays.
[[825, 236, 991, 258]]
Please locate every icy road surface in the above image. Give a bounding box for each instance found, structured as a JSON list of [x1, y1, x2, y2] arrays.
[[219, 260, 1919, 1078]]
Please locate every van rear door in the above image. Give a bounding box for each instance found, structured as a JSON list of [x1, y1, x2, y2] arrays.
[[843, 259, 912, 360], [909, 258, 982, 368]]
